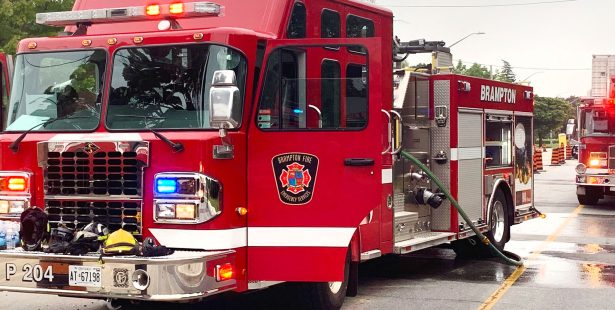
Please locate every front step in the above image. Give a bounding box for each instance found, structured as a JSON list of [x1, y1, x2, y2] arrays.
[[394, 232, 457, 254]]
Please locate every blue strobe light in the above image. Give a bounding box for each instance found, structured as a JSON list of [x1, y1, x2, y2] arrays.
[[156, 178, 178, 194]]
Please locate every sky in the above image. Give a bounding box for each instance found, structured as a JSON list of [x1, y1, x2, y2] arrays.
[[375, 0, 614, 98]]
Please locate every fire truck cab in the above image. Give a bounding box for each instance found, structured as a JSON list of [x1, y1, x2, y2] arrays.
[[575, 76, 615, 205], [0, 0, 539, 308], [0, 52, 11, 125]]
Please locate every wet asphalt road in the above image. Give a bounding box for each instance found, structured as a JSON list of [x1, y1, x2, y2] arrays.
[[3, 160, 615, 309]]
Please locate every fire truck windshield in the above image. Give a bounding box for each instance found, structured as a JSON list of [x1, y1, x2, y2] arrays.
[[107, 44, 247, 130], [4, 50, 106, 131], [580, 107, 615, 136]]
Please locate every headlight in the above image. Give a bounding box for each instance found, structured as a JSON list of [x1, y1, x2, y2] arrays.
[[0, 172, 31, 194], [589, 152, 608, 168], [576, 163, 587, 175], [0, 172, 31, 218], [154, 173, 221, 224]]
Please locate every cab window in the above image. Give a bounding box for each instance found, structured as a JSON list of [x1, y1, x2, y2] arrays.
[[485, 117, 513, 168], [257, 46, 368, 131], [321, 10, 341, 38], [346, 64, 368, 128], [287, 2, 306, 39], [1, 62, 7, 129], [321, 60, 341, 128], [346, 15, 374, 53]]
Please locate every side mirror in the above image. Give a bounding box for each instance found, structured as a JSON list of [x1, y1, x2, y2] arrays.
[[209, 70, 241, 129]]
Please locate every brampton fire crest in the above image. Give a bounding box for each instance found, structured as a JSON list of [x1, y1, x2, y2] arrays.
[[272, 153, 319, 205]]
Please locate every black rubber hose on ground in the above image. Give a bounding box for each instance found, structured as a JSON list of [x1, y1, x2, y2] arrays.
[[400, 151, 524, 266]]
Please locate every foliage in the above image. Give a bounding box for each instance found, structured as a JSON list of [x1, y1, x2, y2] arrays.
[[494, 60, 516, 83], [0, 0, 75, 53], [534, 95, 573, 145], [453, 60, 492, 79]]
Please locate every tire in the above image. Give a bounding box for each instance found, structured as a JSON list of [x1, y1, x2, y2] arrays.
[[486, 190, 510, 252], [578, 187, 601, 205], [452, 190, 510, 258], [293, 249, 350, 310], [452, 236, 490, 258], [578, 194, 599, 205]]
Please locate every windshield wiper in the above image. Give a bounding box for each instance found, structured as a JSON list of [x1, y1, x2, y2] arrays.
[[9, 115, 92, 153], [113, 115, 185, 153]]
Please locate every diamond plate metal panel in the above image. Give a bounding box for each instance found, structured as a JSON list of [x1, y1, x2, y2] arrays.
[[431, 80, 451, 230]]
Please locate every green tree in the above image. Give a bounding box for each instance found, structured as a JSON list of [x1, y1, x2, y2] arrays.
[[453, 60, 467, 74], [495, 60, 516, 82], [0, 0, 75, 53], [464, 63, 492, 79], [534, 96, 572, 145]]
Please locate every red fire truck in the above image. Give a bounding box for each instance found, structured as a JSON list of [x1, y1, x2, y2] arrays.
[[0, 0, 539, 308], [575, 76, 615, 205], [0, 53, 11, 125]]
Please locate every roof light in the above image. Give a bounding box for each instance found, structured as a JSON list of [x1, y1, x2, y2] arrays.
[[169, 3, 185, 14], [36, 2, 222, 27], [27, 42, 37, 49], [158, 19, 172, 31], [146, 4, 161, 16], [193, 2, 221, 14]]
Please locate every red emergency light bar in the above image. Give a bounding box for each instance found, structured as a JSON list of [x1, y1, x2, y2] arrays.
[[36, 2, 222, 27]]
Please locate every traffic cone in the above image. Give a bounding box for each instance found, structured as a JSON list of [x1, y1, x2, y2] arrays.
[[534, 147, 544, 172], [559, 147, 566, 164], [551, 148, 561, 166], [566, 145, 573, 160]]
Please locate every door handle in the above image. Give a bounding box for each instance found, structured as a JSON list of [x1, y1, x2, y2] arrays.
[[390, 110, 403, 155], [381, 109, 392, 155], [344, 158, 375, 167]]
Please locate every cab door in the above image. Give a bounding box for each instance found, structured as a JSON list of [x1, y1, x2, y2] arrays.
[[0, 53, 11, 128], [246, 38, 385, 282]]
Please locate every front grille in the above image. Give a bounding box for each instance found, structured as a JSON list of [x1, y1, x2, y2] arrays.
[[46, 200, 142, 239], [45, 151, 143, 196]]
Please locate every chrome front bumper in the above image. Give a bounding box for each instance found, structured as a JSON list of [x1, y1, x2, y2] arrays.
[[576, 174, 615, 187], [0, 249, 236, 301]]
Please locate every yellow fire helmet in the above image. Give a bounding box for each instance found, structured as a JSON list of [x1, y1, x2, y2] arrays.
[[102, 229, 138, 255]]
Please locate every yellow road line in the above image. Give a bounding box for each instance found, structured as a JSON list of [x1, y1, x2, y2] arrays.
[[477, 204, 585, 310]]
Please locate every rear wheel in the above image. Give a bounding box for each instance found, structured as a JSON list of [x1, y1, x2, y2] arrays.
[[452, 190, 510, 257], [292, 249, 350, 310], [578, 187, 601, 205], [485, 190, 510, 252]]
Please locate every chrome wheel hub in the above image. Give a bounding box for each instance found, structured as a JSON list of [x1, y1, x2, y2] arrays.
[[491, 201, 505, 243]]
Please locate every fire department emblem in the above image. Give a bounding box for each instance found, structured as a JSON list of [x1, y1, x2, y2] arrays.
[[272, 153, 319, 205], [83, 142, 100, 154]]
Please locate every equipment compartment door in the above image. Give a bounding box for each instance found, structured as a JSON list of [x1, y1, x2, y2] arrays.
[[246, 39, 384, 282], [457, 111, 484, 224]]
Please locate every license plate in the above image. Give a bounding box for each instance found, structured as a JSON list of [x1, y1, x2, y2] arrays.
[[68, 265, 102, 288]]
